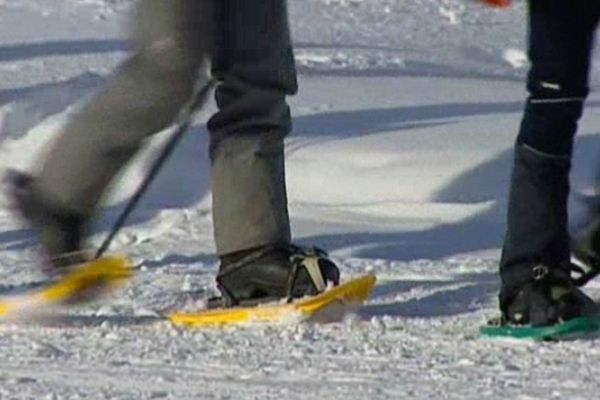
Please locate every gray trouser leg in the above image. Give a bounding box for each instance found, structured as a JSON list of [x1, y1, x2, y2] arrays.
[[208, 0, 298, 255], [35, 0, 212, 217]]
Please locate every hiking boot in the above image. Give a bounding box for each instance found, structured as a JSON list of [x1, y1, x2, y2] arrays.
[[501, 263, 598, 327], [211, 245, 340, 308], [6, 170, 91, 273]]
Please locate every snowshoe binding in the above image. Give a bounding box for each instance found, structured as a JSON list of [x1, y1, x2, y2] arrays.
[[482, 263, 600, 340], [209, 245, 341, 308]]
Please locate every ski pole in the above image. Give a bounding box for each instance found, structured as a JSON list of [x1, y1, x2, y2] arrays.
[[95, 78, 215, 259]]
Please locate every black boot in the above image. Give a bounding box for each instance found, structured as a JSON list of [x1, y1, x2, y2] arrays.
[[499, 145, 597, 325], [212, 245, 340, 308], [502, 263, 597, 326], [6, 170, 90, 272]]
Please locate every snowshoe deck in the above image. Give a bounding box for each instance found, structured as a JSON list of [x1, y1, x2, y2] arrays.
[[480, 315, 600, 341], [0, 255, 133, 317], [169, 274, 376, 328]]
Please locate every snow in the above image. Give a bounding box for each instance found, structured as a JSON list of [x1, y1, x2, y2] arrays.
[[502, 48, 528, 70], [2, 0, 600, 399]]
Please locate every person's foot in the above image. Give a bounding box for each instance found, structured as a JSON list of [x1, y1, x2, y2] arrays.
[[211, 245, 340, 308], [6, 170, 90, 274], [501, 263, 598, 327]]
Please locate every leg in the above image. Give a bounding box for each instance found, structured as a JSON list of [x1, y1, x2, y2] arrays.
[[36, 0, 212, 217], [14, 0, 213, 258], [499, 0, 600, 324], [208, 0, 298, 256], [205, 1, 340, 306]]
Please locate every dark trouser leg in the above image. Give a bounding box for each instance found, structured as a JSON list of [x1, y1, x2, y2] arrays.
[[208, 0, 298, 256], [33, 1, 212, 219], [499, 0, 600, 308]]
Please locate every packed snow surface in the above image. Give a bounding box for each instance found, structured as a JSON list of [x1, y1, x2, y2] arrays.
[[2, 0, 600, 399]]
